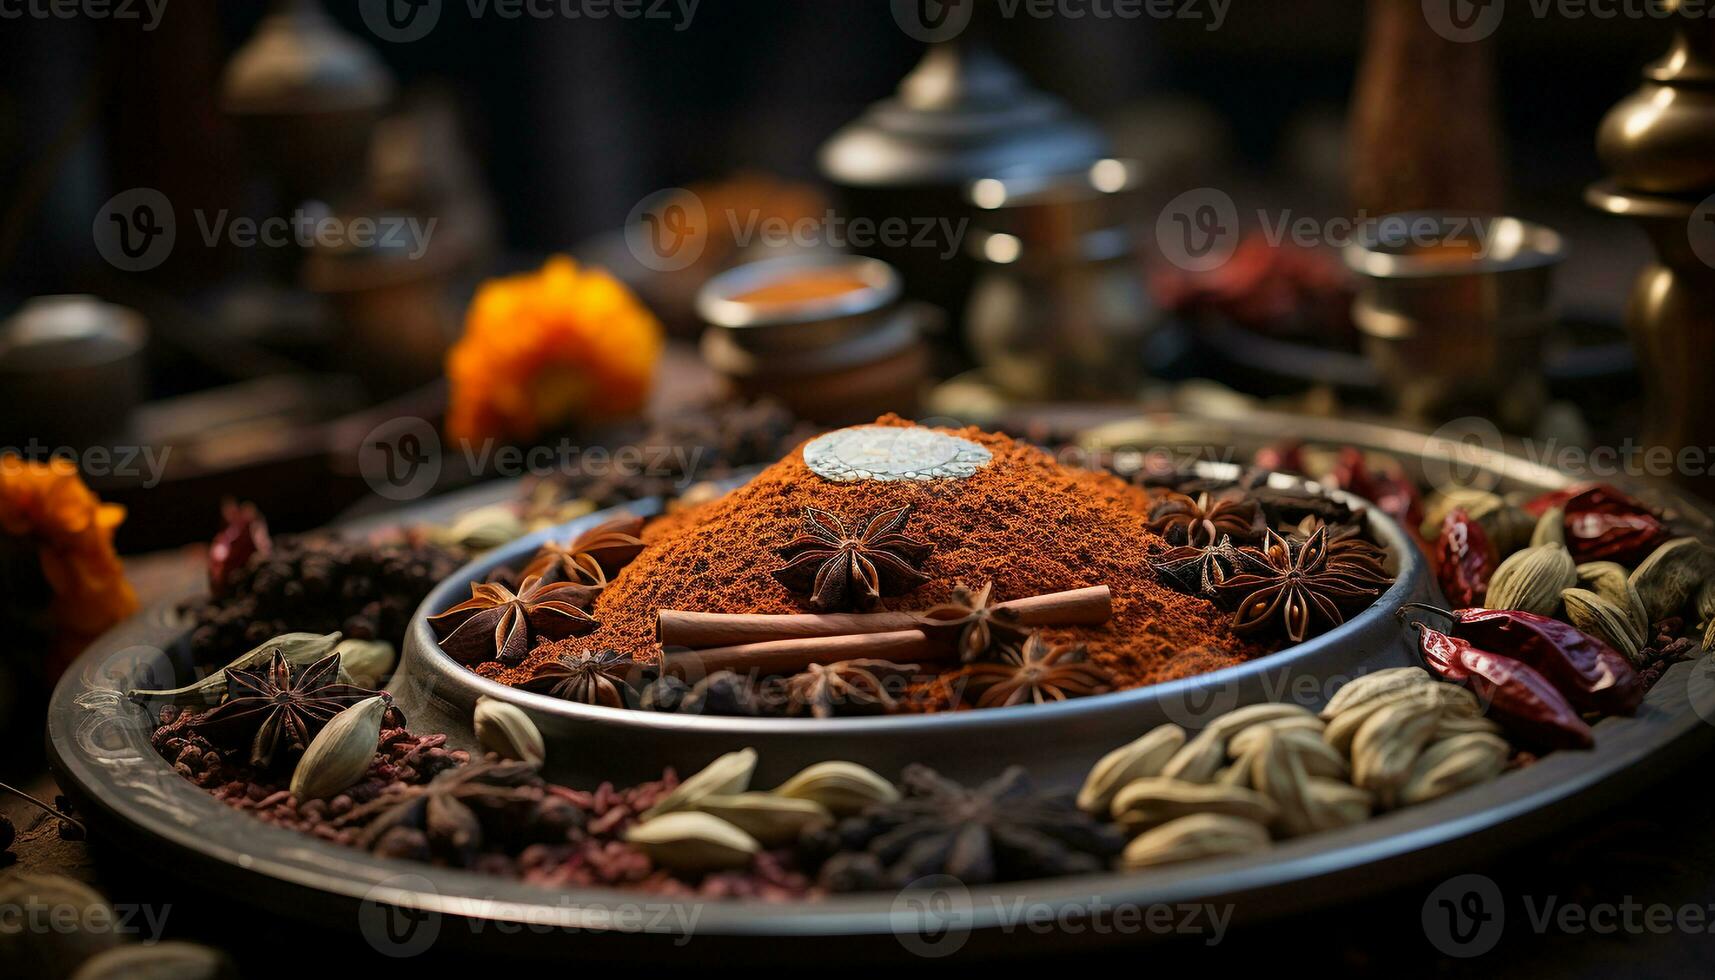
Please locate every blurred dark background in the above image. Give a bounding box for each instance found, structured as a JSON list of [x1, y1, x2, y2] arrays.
[[0, 1, 1672, 300], [0, 0, 1692, 551]]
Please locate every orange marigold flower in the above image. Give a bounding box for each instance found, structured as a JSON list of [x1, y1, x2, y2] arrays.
[[0, 454, 138, 659], [446, 256, 664, 444]]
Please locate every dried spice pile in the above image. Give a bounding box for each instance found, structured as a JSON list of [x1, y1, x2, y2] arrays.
[[492, 418, 1261, 696], [183, 534, 462, 661], [149, 705, 812, 899]]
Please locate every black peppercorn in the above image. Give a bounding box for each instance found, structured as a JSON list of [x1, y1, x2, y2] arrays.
[[817, 852, 886, 893], [180, 535, 462, 663], [679, 672, 757, 717], [639, 675, 691, 713]]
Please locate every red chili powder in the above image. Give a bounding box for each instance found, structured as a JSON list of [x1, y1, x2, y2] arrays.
[[491, 417, 1261, 701]]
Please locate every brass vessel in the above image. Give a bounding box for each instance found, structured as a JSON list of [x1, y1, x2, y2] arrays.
[[1588, 2, 1715, 499]]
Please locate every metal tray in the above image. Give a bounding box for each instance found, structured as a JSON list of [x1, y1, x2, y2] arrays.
[[45, 412, 1715, 958]]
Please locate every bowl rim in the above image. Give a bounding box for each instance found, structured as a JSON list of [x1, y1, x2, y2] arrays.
[[404, 470, 1425, 735], [695, 254, 901, 330], [1342, 211, 1566, 280]]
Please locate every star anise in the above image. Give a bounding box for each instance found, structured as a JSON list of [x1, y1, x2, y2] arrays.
[[1283, 516, 1389, 575], [188, 651, 380, 768], [771, 505, 933, 612], [428, 575, 598, 666], [960, 633, 1114, 708], [920, 582, 1024, 662], [783, 659, 918, 718], [523, 648, 638, 707], [1213, 526, 1393, 643], [521, 515, 647, 591], [338, 759, 544, 865], [1148, 491, 1262, 548], [816, 764, 1123, 889], [1147, 535, 1244, 598]]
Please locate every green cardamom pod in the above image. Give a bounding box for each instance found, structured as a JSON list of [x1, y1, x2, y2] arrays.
[[1698, 579, 1715, 652], [473, 696, 545, 766], [1320, 667, 1431, 720], [1577, 562, 1651, 650], [641, 748, 757, 820], [1481, 504, 1538, 559], [1206, 702, 1318, 742], [1109, 777, 1278, 834], [289, 695, 388, 800], [773, 761, 898, 816], [1529, 505, 1566, 549], [1561, 588, 1643, 664], [1325, 681, 1477, 755], [1350, 697, 1442, 810], [1077, 724, 1187, 814], [68, 941, 235, 980], [1159, 729, 1228, 784], [333, 638, 396, 690], [625, 812, 760, 873], [1631, 537, 1715, 624], [429, 505, 527, 552], [1118, 813, 1271, 870], [1302, 778, 1373, 833], [127, 632, 343, 706], [1398, 733, 1509, 806], [1486, 543, 1577, 617], [692, 793, 832, 846]]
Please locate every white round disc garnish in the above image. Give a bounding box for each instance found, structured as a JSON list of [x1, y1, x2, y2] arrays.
[[803, 426, 993, 483]]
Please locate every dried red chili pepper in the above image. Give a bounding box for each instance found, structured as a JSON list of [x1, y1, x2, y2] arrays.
[[1524, 483, 1669, 564], [1414, 623, 1594, 750], [209, 499, 270, 598], [1435, 509, 1495, 608], [1410, 604, 1642, 716], [1253, 440, 1306, 475], [1331, 446, 1430, 561], [1331, 447, 1425, 531]]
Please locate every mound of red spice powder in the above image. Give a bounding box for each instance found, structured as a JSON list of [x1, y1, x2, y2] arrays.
[[493, 417, 1262, 699]]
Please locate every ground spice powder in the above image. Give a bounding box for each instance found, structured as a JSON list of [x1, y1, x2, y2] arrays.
[[493, 417, 1261, 703]]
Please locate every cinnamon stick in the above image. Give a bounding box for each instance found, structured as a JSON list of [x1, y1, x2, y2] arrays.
[[657, 585, 1111, 649], [661, 629, 943, 678], [992, 585, 1112, 627]]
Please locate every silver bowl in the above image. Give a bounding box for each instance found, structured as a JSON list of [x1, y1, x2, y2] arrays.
[[390, 468, 1431, 789]]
